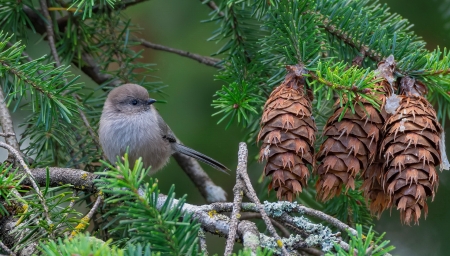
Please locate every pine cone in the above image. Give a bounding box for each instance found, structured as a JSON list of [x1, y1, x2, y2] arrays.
[[315, 81, 390, 202], [257, 65, 317, 202], [380, 77, 442, 225], [361, 160, 391, 217]]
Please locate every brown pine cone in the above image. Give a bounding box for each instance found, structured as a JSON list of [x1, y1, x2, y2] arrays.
[[258, 65, 317, 202], [380, 77, 442, 225]]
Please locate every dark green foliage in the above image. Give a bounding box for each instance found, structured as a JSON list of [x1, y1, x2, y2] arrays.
[[12, 184, 82, 252], [0, 164, 24, 216], [209, 0, 450, 128], [97, 154, 201, 255], [38, 233, 123, 256], [323, 181, 373, 232], [232, 247, 273, 256], [327, 224, 395, 256]]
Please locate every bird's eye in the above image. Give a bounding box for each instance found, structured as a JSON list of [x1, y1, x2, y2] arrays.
[[131, 99, 138, 105]]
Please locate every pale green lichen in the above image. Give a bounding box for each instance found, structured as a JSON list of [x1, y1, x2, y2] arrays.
[[292, 216, 335, 251], [260, 234, 305, 254], [263, 201, 303, 217]]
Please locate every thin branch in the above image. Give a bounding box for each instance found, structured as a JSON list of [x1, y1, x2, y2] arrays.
[[138, 39, 221, 68], [200, 0, 223, 16], [237, 143, 289, 255], [39, 0, 62, 66], [0, 90, 20, 152], [240, 212, 290, 238], [0, 241, 15, 256], [224, 145, 246, 255], [0, 142, 52, 226], [70, 195, 103, 238], [198, 228, 208, 256]]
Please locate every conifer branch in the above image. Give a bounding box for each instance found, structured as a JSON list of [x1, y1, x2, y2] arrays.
[[315, 11, 382, 63], [0, 142, 52, 228], [138, 39, 222, 68]]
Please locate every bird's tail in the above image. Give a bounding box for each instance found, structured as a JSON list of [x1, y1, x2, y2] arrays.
[[174, 143, 230, 174]]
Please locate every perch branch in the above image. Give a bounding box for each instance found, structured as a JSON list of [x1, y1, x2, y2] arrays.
[[23, 167, 97, 193], [138, 39, 221, 68], [11, 163, 357, 254]]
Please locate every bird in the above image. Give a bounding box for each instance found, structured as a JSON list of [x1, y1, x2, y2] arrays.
[[99, 83, 229, 175]]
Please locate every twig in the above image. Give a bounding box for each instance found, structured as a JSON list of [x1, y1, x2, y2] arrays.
[[240, 212, 290, 238], [237, 143, 289, 255], [224, 145, 246, 255], [173, 151, 227, 203], [200, 0, 223, 16], [0, 241, 15, 256], [70, 195, 103, 238], [0, 132, 15, 137], [138, 39, 221, 68], [0, 90, 20, 152], [39, 0, 62, 66], [237, 220, 260, 254], [198, 228, 208, 256], [0, 142, 52, 226]]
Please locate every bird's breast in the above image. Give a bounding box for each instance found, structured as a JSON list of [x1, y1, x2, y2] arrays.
[[99, 113, 172, 173]]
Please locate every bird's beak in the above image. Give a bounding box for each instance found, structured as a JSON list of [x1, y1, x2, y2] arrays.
[[147, 98, 157, 105]]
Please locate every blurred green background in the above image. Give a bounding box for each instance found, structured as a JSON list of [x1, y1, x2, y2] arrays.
[[123, 0, 450, 255]]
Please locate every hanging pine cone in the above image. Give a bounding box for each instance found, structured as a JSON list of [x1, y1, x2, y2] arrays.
[[361, 159, 391, 218], [360, 57, 396, 217], [380, 77, 443, 225], [258, 65, 317, 202], [315, 81, 390, 202]]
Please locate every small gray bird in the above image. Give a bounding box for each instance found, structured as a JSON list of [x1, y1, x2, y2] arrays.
[[99, 83, 229, 174]]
